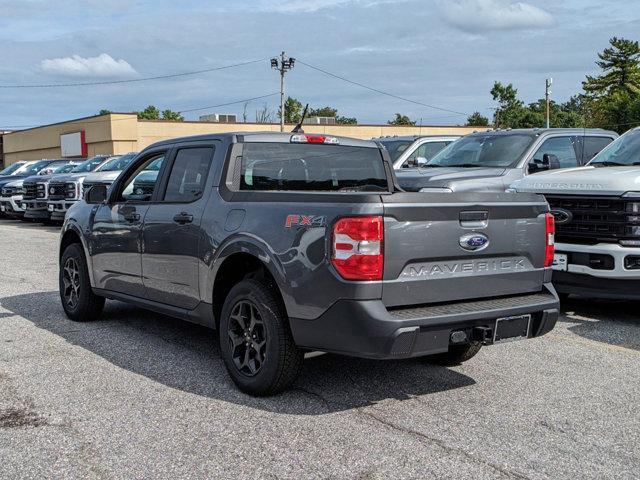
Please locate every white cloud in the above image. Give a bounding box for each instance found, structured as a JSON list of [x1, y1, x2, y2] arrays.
[[439, 0, 553, 32], [40, 53, 137, 77], [258, 0, 403, 13]]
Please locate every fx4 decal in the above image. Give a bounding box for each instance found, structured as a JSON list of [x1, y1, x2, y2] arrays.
[[285, 214, 326, 228]]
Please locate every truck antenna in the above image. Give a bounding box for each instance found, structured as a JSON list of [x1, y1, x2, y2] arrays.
[[292, 104, 309, 133]]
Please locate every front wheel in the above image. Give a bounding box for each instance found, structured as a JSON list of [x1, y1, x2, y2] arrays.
[[425, 342, 482, 367], [219, 279, 303, 396], [59, 243, 105, 322]]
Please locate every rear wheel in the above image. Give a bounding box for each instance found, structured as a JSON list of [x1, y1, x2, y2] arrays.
[[219, 279, 303, 396], [425, 342, 482, 366], [59, 243, 105, 322]]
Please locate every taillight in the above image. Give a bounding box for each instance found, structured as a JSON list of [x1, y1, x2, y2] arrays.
[[332, 216, 384, 281], [544, 212, 555, 267]]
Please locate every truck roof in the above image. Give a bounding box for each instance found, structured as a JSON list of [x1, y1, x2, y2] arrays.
[[149, 131, 379, 149], [374, 135, 461, 141], [468, 128, 617, 137]]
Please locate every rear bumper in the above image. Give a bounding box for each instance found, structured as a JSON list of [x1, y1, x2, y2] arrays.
[[289, 283, 559, 359]]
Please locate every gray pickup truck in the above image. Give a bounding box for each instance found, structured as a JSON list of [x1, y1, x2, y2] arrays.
[[58, 132, 559, 395], [396, 128, 617, 192]]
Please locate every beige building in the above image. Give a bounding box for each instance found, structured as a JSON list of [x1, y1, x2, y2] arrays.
[[2, 113, 484, 165]]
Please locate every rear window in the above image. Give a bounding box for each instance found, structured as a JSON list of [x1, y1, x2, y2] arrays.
[[240, 143, 388, 192]]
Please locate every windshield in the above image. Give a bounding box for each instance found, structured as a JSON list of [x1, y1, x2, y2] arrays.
[[589, 129, 640, 166], [0, 162, 25, 175], [51, 163, 76, 174], [378, 140, 413, 162], [427, 133, 536, 168], [95, 153, 137, 172], [71, 156, 108, 173], [16, 160, 51, 176]]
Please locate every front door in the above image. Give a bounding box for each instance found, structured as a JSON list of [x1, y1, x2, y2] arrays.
[[89, 151, 168, 298], [142, 145, 216, 309]]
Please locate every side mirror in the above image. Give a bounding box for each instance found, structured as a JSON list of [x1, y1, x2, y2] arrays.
[[416, 156, 428, 167], [543, 153, 561, 170], [84, 184, 108, 204]]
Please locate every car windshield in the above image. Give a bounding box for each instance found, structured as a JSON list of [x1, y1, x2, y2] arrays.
[[378, 140, 413, 162], [51, 163, 76, 174], [16, 160, 51, 176], [427, 133, 536, 168], [0, 162, 25, 175], [589, 129, 640, 166], [95, 153, 137, 172], [71, 156, 107, 173]]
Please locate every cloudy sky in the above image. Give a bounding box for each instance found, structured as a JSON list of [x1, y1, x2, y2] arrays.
[[1, 0, 639, 128]]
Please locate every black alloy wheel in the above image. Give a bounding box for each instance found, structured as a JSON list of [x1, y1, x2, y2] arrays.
[[227, 300, 267, 376]]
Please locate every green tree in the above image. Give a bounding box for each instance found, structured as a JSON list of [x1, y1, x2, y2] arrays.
[[583, 37, 640, 96], [279, 96, 303, 123], [490, 81, 525, 128], [387, 113, 416, 126], [336, 115, 357, 125], [582, 37, 640, 132], [466, 111, 489, 126], [161, 109, 184, 121], [137, 105, 161, 120], [309, 106, 338, 117], [98, 109, 112, 115]]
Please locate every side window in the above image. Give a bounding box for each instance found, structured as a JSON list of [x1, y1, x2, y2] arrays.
[[119, 153, 166, 202], [404, 142, 448, 167], [583, 136, 614, 163], [532, 136, 578, 169], [164, 147, 213, 202]]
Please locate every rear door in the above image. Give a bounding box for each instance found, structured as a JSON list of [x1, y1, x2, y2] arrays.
[[381, 192, 548, 307], [141, 143, 217, 309]]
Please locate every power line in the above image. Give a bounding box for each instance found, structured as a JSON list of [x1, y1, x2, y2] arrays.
[[0, 92, 281, 130], [296, 59, 468, 117], [178, 92, 280, 114], [0, 58, 267, 89]]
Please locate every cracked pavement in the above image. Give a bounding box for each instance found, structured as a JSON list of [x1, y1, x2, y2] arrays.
[[0, 220, 639, 479]]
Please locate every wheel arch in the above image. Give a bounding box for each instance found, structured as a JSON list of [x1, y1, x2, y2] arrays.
[[59, 223, 96, 287], [208, 236, 288, 329]]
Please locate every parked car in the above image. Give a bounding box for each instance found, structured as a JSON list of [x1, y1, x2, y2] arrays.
[[22, 160, 82, 221], [0, 160, 69, 217], [375, 135, 460, 169], [0, 179, 26, 218], [510, 127, 640, 300], [0, 161, 26, 176], [59, 132, 559, 395], [46, 154, 113, 221], [396, 128, 618, 192]]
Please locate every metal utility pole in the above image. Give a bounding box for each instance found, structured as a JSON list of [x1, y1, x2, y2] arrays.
[[545, 78, 553, 129], [271, 52, 295, 132]]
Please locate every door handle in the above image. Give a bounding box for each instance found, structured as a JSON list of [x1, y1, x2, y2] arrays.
[[123, 211, 140, 222], [173, 212, 193, 225]]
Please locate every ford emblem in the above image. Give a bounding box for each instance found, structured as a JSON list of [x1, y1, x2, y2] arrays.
[[550, 208, 573, 225], [459, 233, 489, 251]]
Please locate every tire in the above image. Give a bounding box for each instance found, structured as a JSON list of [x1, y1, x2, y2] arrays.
[[59, 243, 105, 322], [219, 279, 303, 396], [425, 342, 482, 367]]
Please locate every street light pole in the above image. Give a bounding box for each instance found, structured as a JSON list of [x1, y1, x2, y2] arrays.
[[271, 52, 295, 132]]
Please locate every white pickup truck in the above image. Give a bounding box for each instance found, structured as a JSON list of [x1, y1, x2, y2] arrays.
[[511, 127, 640, 300]]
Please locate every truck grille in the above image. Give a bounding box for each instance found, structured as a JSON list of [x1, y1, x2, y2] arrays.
[[23, 182, 37, 200], [546, 195, 634, 245], [48, 181, 67, 200], [1, 186, 17, 197]]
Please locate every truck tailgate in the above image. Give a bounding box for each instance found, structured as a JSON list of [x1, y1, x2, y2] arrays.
[[382, 192, 549, 307]]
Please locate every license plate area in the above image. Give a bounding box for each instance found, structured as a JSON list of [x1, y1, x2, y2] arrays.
[[494, 314, 531, 343]]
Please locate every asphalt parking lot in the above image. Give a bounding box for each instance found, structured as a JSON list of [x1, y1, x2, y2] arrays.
[[0, 220, 638, 479]]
